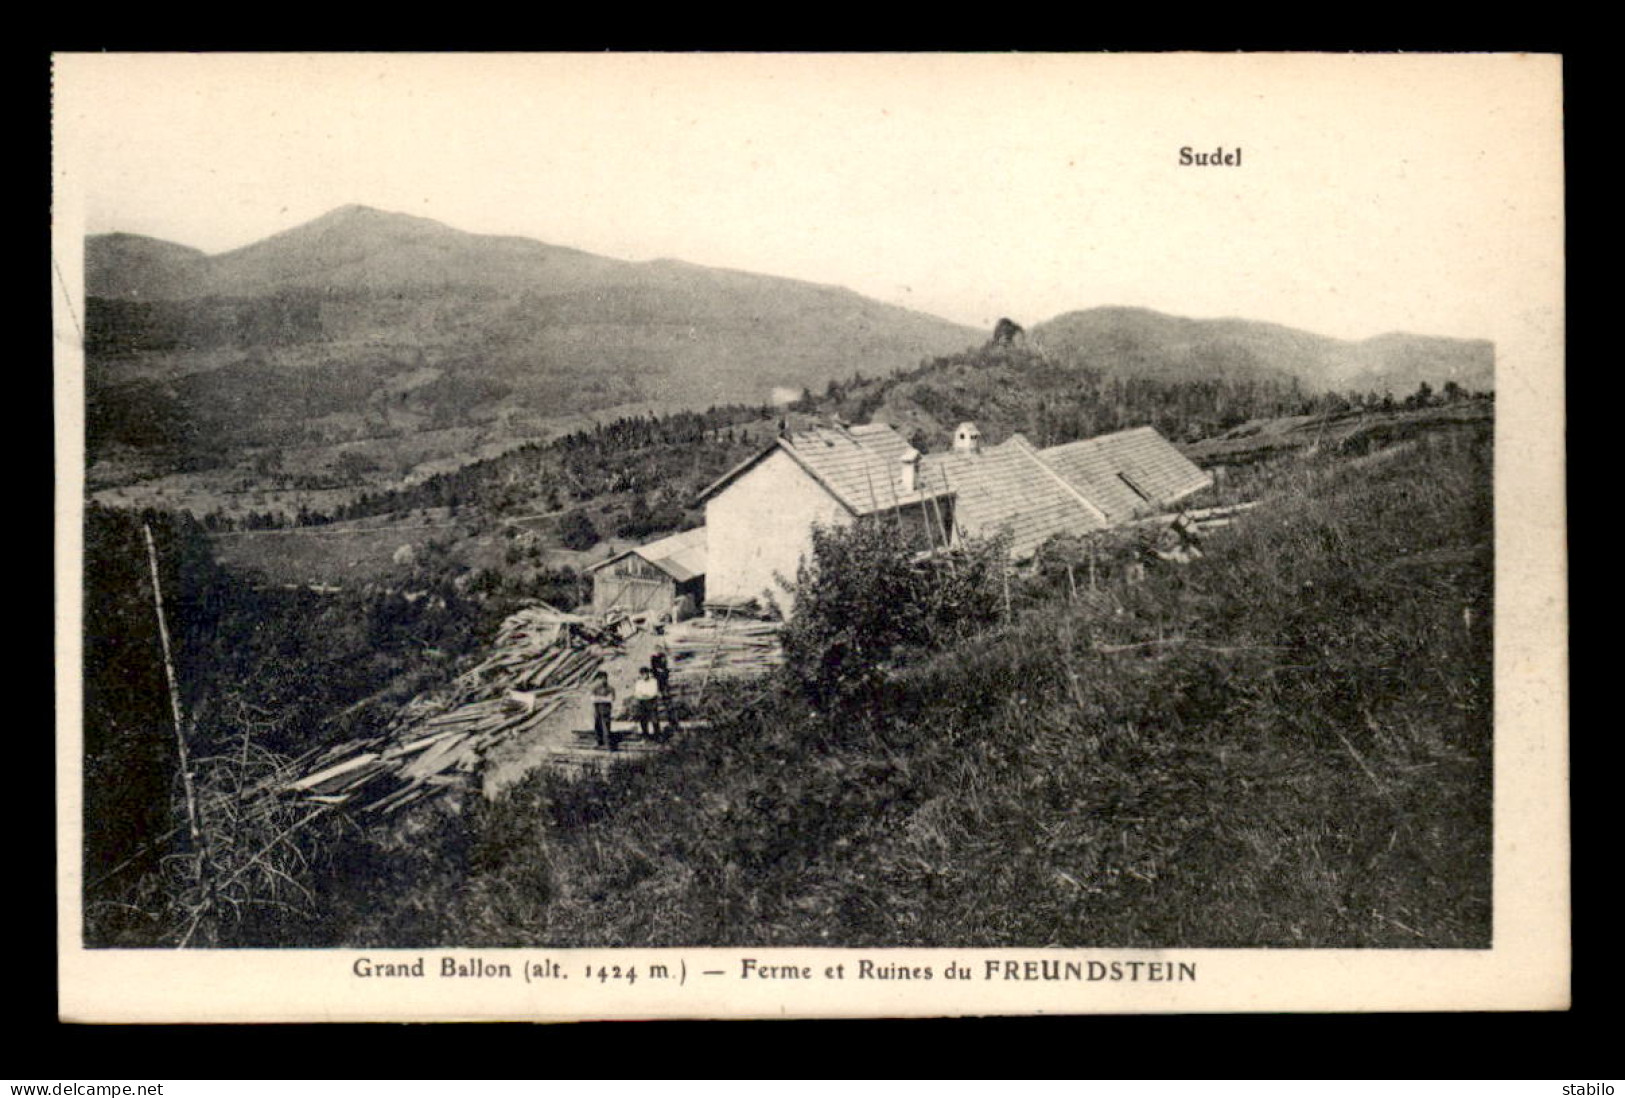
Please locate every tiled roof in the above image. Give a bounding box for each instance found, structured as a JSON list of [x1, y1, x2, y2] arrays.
[[921, 435, 1110, 560], [695, 419, 1211, 562], [587, 525, 708, 582], [1039, 426, 1214, 523], [694, 422, 944, 515], [775, 423, 949, 516]]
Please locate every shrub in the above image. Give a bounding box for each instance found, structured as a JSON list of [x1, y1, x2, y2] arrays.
[[780, 520, 1007, 716], [556, 509, 599, 551]]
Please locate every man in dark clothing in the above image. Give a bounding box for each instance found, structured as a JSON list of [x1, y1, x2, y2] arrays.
[[649, 646, 671, 695], [650, 645, 680, 741], [590, 671, 617, 751]]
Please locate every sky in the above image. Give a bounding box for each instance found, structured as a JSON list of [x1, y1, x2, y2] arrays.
[[53, 53, 1562, 345]]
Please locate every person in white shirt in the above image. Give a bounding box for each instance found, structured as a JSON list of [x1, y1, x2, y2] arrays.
[[632, 667, 662, 740]]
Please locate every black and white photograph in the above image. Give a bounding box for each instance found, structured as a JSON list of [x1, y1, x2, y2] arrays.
[[52, 52, 1566, 1020]]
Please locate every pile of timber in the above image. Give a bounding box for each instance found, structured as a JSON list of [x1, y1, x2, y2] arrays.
[[1113, 501, 1260, 536], [1092, 502, 1261, 559], [283, 604, 610, 815], [664, 616, 784, 685]]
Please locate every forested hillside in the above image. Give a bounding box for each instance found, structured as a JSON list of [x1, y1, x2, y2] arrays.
[[82, 503, 582, 946], [791, 339, 1485, 455], [199, 340, 1487, 552]]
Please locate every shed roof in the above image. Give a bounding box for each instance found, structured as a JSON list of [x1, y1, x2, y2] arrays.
[[586, 525, 708, 582], [1039, 426, 1214, 524], [696, 421, 950, 516]]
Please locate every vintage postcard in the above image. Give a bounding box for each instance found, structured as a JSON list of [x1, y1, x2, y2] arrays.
[[53, 52, 1566, 1021]]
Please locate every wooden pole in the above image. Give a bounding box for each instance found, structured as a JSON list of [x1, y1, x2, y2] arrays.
[[1067, 565, 1078, 603], [144, 523, 205, 873], [696, 600, 736, 703], [862, 464, 897, 534], [930, 464, 960, 573], [924, 487, 949, 554], [920, 482, 940, 559]]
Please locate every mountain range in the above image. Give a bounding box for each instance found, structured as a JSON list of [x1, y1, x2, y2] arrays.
[[84, 205, 1493, 471], [87, 203, 977, 400]]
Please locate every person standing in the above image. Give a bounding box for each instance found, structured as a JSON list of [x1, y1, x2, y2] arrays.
[[649, 645, 671, 695], [632, 667, 662, 740], [590, 671, 617, 752], [649, 645, 680, 741]]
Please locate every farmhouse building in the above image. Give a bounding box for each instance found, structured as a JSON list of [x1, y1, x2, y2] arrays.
[[585, 525, 707, 617], [693, 419, 1212, 614], [694, 422, 955, 611]]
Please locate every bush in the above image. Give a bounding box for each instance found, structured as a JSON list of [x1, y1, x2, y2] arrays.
[[556, 509, 599, 551], [780, 520, 1007, 716]]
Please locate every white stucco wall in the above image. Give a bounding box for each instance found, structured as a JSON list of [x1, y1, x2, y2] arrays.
[[704, 449, 852, 614]]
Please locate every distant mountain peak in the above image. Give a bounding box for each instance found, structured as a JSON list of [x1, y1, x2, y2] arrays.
[[310, 203, 443, 227], [83, 206, 982, 439], [249, 203, 459, 243]]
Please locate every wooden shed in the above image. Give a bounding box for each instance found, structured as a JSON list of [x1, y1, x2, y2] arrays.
[[585, 526, 707, 617]]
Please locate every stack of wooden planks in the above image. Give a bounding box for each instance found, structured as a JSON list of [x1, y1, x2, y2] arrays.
[[663, 617, 784, 685], [1179, 501, 1261, 532], [282, 605, 609, 815]]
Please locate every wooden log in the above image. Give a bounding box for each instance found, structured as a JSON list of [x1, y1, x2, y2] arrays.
[[382, 786, 437, 815], [363, 781, 423, 815], [380, 728, 467, 759], [398, 735, 471, 781], [288, 752, 381, 792]]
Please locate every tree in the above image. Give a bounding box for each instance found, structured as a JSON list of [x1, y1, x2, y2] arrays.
[[615, 494, 656, 540], [781, 519, 1006, 719], [557, 509, 599, 551]]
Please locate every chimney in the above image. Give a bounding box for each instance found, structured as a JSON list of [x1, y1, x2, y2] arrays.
[[899, 447, 921, 492], [953, 422, 983, 454]]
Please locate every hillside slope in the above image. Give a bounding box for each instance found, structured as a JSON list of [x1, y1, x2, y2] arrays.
[[1032, 307, 1494, 395], [320, 416, 1493, 949], [84, 233, 211, 301]]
